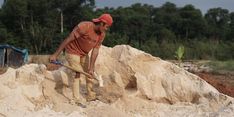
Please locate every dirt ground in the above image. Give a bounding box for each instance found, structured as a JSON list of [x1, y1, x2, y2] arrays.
[[1, 64, 234, 98], [195, 72, 234, 97], [0, 68, 7, 74]]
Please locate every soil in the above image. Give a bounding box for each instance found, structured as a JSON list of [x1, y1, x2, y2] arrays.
[[195, 72, 234, 97], [1, 65, 233, 98], [0, 68, 7, 74]]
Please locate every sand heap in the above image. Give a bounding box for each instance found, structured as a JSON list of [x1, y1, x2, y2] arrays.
[[0, 45, 233, 117]]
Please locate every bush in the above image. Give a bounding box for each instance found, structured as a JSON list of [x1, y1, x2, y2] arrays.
[[103, 32, 127, 47], [208, 60, 234, 72]]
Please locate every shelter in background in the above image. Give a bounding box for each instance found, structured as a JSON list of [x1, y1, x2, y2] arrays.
[[0, 44, 28, 68]]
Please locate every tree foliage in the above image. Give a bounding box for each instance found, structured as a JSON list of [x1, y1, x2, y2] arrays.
[[0, 1, 233, 60]]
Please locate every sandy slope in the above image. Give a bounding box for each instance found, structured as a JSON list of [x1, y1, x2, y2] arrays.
[[0, 45, 233, 117]]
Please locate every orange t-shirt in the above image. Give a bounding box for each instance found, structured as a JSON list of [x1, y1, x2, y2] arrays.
[[65, 21, 105, 56]]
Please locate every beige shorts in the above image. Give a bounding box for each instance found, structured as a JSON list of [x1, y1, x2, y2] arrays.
[[65, 53, 89, 75]]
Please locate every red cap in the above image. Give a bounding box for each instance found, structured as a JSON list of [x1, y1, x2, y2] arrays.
[[92, 13, 113, 26]]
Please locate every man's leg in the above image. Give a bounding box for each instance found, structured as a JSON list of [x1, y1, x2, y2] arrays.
[[73, 73, 80, 101], [86, 79, 96, 101], [81, 56, 96, 101], [65, 54, 83, 102]]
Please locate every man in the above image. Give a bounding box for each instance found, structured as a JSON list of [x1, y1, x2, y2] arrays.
[[49, 14, 113, 104]]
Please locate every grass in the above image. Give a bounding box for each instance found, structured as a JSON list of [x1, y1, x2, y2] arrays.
[[207, 60, 234, 74]]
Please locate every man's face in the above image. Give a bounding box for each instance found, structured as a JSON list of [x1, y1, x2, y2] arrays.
[[99, 23, 110, 33]]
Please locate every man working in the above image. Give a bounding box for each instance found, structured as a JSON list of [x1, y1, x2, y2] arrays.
[[49, 14, 113, 104]]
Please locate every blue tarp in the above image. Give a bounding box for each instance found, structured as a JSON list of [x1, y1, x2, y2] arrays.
[[0, 44, 28, 67], [0, 48, 5, 67]]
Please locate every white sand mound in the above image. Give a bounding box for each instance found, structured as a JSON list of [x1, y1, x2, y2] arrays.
[[0, 45, 233, 117]]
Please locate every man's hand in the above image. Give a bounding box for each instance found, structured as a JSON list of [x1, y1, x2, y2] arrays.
[[49, 54, 57, 62], [88, 68, 95, 78]]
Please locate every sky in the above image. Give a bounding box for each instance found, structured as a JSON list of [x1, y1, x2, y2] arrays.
[[95, 0, 234, 14], [0, 0, 234, 14]]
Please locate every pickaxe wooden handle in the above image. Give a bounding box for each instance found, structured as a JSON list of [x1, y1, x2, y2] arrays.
[[51, 60, 103, 87], [51, 60, 92, 78]]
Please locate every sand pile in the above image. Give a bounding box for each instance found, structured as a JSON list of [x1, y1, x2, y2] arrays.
[[0, 45, 233, 117]]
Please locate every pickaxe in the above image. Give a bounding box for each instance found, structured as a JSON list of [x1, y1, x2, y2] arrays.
[[51, 60, 103, 87]]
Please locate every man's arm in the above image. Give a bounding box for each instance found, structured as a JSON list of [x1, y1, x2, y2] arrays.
[[88, 47, 99, 76], [88, 33, 105, 76], [49, 34, 76, 61]]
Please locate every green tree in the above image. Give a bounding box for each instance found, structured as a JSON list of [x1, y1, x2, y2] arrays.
[[205, 8, 230, 41], [226, 12, 234, 41], [0, 0, 28, 47], [104, 3, 152, 48], [1, 0, 28, 33], [50, 0, 95, 29], [0, 0, 95, 54], [178, 4, 206, 40]]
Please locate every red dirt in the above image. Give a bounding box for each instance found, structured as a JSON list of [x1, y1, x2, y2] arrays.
[[0, 68, 7, 75], [195, 72, 234, 97]]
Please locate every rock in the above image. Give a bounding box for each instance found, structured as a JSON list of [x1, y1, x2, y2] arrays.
[[96, 45, 219, 104], [0, 45, 233, 117], [97, 71, 125, 103]]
